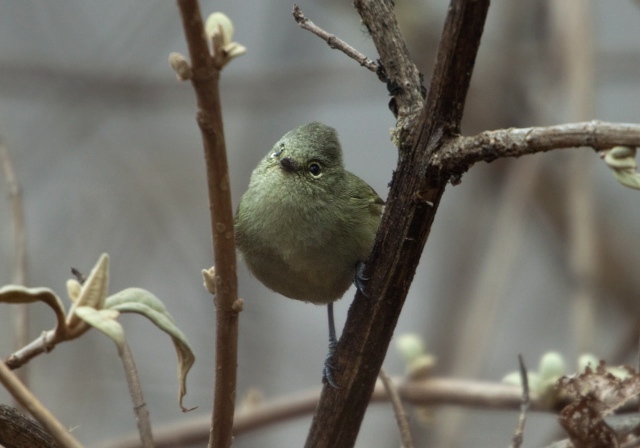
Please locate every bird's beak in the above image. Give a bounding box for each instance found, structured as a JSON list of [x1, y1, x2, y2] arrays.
[[280, 157, 298, 173]]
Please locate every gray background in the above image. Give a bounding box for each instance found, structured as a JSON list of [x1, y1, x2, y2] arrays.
[[1, 1, 639, 447]]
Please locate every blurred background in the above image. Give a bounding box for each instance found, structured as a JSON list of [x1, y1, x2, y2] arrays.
[[1, 0, 639, 447]]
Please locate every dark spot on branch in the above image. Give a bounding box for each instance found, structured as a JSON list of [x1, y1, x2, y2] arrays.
[[388, 169, 396, 188], [388, 98, 399, 118], [449, 173, 463, 185], [376, 60, 388, 83], [386, 79, 402, 96], [481, 144, 498, 163], [419, 72, 427, 99]]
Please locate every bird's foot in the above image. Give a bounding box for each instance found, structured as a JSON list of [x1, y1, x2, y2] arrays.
[[354, 261, 370, 297], [322, 338, 339, 388]]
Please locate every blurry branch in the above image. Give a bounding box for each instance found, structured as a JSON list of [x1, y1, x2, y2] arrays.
[[0, 140, 27, 286], [3, 287, 70, 369], [292, 4, 379, 73], [0, 361, 83, 448], [379, 367, 414, 448], [555, 0, 598, 356], [98, 374, 640, 448], [120, 341, 153, 447], [0, 404, 57, 448], [435, 121, 640, 179], [0, 140, 30, 395], [174, 2, 241, 448]]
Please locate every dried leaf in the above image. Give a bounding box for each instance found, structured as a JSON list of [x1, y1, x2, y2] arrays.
[[558, 361, 640, 413], [557, 361, 640, 447], [105, 288, 195, 411], [559, 396, 618, 448], [0, 285, 67, 336]]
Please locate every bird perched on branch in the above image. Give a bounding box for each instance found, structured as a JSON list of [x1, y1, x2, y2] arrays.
[[235, 122, 384, 386]]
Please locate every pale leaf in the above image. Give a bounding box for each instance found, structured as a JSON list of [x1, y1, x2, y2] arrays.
[[106, 288, 195, 411], [67, 253, 110, 329], [0, 285, 67, 335], [74, 306, 124, 351]]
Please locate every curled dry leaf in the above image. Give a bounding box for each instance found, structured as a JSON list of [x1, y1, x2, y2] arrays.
[[0, 285, 67, 338], [105, 287, 196, 411], [557, 361, 640, 447]]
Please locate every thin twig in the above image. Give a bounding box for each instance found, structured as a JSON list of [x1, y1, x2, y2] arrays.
[[0, 140, 30, 397], [436, 121, 640, 177], [175, 2, 240, 448], [119, 341, 153, 448], [4, 286, 69, 370], [510, 355, 530, 448], [292, 4, 379, 73], [378, 367, 414, 448], [0, 360, 83, 448]]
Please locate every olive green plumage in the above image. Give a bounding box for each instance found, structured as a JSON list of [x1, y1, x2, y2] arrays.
[[235, 122, 383, 304]]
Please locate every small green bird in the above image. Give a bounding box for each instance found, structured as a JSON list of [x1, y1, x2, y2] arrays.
[[235, 122, 384, 386]]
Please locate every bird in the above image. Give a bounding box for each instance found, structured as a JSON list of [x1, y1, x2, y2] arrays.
[[235, 122, 383, 386]]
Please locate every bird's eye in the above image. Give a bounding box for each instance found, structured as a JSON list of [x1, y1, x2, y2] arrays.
[[308, 162, 322, 177]]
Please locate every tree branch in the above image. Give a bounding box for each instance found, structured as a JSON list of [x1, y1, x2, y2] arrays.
[[0, 139, 27, 287], [0, 140, 30, 397], [379, 368, 414, 448], [0, 361, 83, 448], [435, 121, 640, 180], [509, 355, 530, 448], [292, 4, 379, 73], [119, 341, 153, 448], [175, 2, 240, 448], [97, 374, 640, 448], [354, 0, 424, 135], [0, 405, 57, 448], [304, 1, 490, 447]]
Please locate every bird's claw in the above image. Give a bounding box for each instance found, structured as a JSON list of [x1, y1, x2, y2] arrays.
[[354, 261, 370, 297], [322, 338, 339, 388]]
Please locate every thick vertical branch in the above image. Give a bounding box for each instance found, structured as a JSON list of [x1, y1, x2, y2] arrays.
[[175, 2, 239, 448], [304, 1, 490, 447]]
